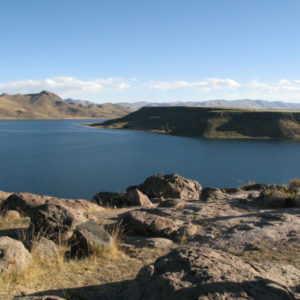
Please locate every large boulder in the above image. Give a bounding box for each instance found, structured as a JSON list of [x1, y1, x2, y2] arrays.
[[123, 210, 184, 238], [123, 246, 296, 300], [4, 192, 105, 224], [91, 192, 126, 208], [138, 174, 202, 200], [30, 204, 75, 241], [0, 236, 32, 274], [70, 221, 113, 258], [126, 189, 153, 207]]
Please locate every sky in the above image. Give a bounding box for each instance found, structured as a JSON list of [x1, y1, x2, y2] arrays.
[[1, 0, 300, 103]]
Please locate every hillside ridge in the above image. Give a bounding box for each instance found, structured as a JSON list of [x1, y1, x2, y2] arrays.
[[0, 91, 130, 119], [90, 106, 300, 140]]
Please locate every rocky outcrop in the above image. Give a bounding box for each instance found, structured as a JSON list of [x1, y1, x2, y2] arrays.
[[137, 173, 202, 200], [4, 192, 105, 225], [123, 246, 296, 300], [0, 236, 32, 274]]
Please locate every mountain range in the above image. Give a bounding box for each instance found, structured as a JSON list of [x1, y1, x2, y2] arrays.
[[0, 91, 130, 119], [1, 90, 300, 119]]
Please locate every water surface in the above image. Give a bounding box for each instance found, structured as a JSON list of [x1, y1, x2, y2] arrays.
[[0, 119, 300, 199]]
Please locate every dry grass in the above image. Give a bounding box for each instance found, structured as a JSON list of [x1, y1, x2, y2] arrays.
[[240, 243, 300, 267], [0, 216, 30, 230], [0, 219, 161, 299]]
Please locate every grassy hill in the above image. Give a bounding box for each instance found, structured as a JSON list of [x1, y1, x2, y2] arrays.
[[90, 106, 300, 140], [0, 91, 130, 119]]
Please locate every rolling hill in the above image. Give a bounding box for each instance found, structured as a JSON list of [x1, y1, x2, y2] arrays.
[[0, 91, 130, 119]]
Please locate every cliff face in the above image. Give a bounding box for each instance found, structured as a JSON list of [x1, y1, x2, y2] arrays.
[[0, 91, 130, 119], [91, 106, 300, 140]]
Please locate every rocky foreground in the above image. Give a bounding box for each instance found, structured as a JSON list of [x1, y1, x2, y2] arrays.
[[0, 174, 300, 299]]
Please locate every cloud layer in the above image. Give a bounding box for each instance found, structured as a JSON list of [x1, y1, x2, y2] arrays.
[[0, 77, 132, 96], [0, 76, 300, 102]]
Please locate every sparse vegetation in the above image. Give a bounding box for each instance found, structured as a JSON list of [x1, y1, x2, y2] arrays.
[[91, 106, 300, 140]]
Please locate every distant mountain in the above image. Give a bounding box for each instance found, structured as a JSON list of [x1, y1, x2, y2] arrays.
[[0, 91, 131, 119], [116, 99, 300, 110]]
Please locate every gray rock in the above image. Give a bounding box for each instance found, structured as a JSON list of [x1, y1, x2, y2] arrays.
[[123, 210, 183, 238], [158, 199, 185, 208], [201, 187, 224, 201], [4, 192, 104, 225], [91, 191, 126, 208], [124, 236, 174, 249], [30, 204, 75, 241], [31, 237, 59, 259], [138, 173, 202, 200], [122, 246, 296, 300], [126, 189, 153, 207], [13, 296, 66, 300], [70, 221, 113, 257], [0, 236, 32, 274]]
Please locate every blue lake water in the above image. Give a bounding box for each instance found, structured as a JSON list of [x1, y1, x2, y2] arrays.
[[0, 119, 300, 199]]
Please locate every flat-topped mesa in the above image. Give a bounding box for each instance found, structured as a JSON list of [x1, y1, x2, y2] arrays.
[[90, 106, 300, 140]]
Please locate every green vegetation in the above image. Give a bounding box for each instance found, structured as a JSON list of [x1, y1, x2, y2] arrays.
[[91, 106, 300, 140]]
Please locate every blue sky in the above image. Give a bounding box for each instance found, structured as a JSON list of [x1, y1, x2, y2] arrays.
[[1, 0, 300, 103]]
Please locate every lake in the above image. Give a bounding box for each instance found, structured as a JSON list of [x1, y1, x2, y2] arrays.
[[0, 119, 300, 199]]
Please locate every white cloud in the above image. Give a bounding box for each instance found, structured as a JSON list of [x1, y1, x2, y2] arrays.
[[1, 76, 300, 102], [150, 78, 241, 91], [0, 76, 131, 96]]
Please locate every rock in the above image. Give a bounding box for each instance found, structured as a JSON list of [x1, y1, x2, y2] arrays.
[[260, 190, 295, 208], [173, 224, 199, 242], [242, 183, 271, 191], [124, 236, 174, 249], [30, 204, 75, 241], [70, 221, 113, 257], [138, 173, 202, 200], [0, 236, 32, 274], [4, 192, 105, 225], [13, 296, 66, 300], [91, 191, 126, 208], [123, 210, 183, 238], [31, 237, 59, 259], [126, 189, 153, 207], [4, 209, 21, 219], [201, 187, 224, 201], [158, 199, 185, 208], [0, 190, 12, 204], [4, 193, 46, 215], [123, 246, 296, 300]]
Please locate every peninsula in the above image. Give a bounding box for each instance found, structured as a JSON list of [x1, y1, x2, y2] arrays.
[[90, 106, 300, 140]]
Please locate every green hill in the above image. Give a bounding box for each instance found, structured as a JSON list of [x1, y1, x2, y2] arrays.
[[90, 106, 300, 140], [0, 91, 130, 119]]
